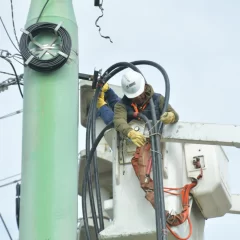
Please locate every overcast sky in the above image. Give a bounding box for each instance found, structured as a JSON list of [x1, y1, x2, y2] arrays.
[[1, 0, 240, 239]]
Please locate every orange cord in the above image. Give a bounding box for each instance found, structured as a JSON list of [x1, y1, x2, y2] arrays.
[[167, 216, 192, 240], [163, 179, 202, 240]]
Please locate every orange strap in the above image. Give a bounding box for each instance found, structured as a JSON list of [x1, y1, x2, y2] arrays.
[[131, 102, 148, 113]]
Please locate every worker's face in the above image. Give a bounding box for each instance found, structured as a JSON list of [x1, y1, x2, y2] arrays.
[[132, 91, 146, 105]]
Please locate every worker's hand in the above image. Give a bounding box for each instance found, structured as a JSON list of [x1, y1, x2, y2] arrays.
[[160, 112, 175, 124], [97, 92, 107, 108], [102, 83, 109, 93], [127, 130, 146, 147]]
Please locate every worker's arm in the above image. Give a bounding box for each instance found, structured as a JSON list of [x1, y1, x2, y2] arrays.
[[159, 95, 179, 123], [105, 88, 121, 111], [113, 102, 133, 136], [97, 105, 114, 125]]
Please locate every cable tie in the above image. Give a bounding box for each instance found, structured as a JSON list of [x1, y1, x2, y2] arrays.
[[25, 55, 34, 65], [20, 28, 30, 35], [54, 21, 63, 33], [58, 51, 68, 58]]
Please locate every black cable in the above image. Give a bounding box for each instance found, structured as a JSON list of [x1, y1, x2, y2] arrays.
[[16, 183, 20, 229], [82, 123, 113, 237], [0, 71, 15, 76], [0, 17, 20, 53], [0, 213, 13, 240], [101, 61, 169, 239], [83, 85, 106, 239], [84, 100, 100, 240], [19, 22, 71, 72], [91, 87, 105, 231], [0, 179, 21, 188], [82, 82, 113, 240], [0, 57, 23, 98], [36, 0, 50, 23], [83, 60, 170, 240], [13, 56, 24, 66], [83, 62, 158, 239], [9, 0, 20, 47], [0, 110, 22, 120], [95, 0, 113, 43], [132, 60, 170, 239], [128, 110, 164, 240]]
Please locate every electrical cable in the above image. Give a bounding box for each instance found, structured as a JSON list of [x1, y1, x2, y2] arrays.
[[19, 22, 71, 72], [13, 56, 24, 65], [9, 0, 20, 47], [84, 100, 100, 240], [95, 0, 113, 43], [101, 60, 170, 239], [0, 173, 21, 182], [82, 61, 161, 240], [82, 122, 114, 240], [82, 86, 106, 240], [16, 183, 21, 229], [82, 60, 170, 240], [0, 109, 22, 120], [91, 88, 105, 231], [0, 71, 15, 76], [0, 179, 21, 188], [0, 17, 20, 53], [36, 0, 50, 23], [0, 213, 13, 240], [0, 56, 23, 98]]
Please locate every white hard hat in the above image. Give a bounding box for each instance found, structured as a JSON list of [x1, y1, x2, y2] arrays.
[[121, 70, 145, 98]]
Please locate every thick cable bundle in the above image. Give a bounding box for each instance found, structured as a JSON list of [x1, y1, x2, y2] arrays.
[[82, 61, 170, 240], [19, 22, 71, 72]]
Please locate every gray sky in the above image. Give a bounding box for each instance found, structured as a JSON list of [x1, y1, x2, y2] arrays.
[[1, 0, 240, 239]]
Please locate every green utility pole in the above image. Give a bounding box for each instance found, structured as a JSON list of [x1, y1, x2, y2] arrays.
[[19, 0, 79, 239]]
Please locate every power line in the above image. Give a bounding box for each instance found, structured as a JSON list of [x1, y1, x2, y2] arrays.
[[0, 173, 21, 182], [0, 17, 20, 53], [12, 55, 23, 65], [0, 71, 15, 76], [0, 213, 13, 240], [0, 109, 22, 120], [0, 179, 21, 188], [9, 0, 19, 47]]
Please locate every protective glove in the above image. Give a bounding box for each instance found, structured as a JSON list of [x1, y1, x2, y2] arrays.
[[127, 130, 146, 147], [160, 112, 175, 124], [102, 83, 109, 93], [97, 92, 107, 108]]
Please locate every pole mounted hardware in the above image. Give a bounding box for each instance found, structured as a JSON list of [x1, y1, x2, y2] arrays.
[[19, 22, 72, 72]]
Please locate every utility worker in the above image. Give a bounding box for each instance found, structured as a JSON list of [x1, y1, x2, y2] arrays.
[[113, 69, 179, 208], [114, 69, 179, 146], [96, 83, 120, 125]]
